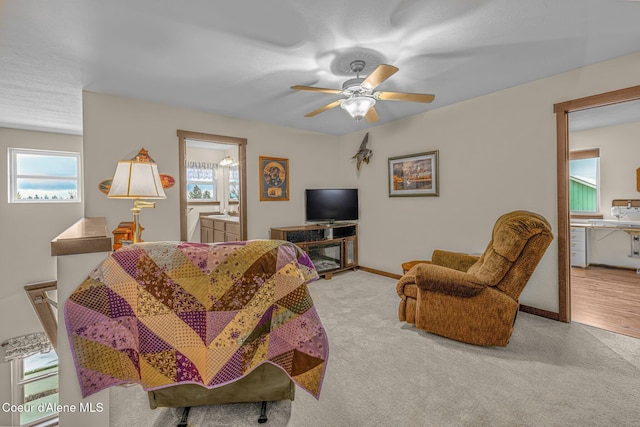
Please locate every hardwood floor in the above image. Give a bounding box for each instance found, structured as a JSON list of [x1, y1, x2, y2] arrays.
[[571, 266, 640, 339]]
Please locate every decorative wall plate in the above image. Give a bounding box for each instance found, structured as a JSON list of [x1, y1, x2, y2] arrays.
[[160, 174, 175, 189], [98, 179, 112, 195]]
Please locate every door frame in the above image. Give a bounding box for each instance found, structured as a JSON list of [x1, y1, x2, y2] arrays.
[[177, 130, 247, 241], [554, 85, 640, 322]]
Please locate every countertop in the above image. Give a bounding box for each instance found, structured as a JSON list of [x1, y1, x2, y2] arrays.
[[571, 219, 640, 233], [51, 217, 112, 256], [203, 214, 240, 222]]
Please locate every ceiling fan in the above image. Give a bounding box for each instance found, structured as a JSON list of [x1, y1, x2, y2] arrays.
[[291, 60, 435, 123]]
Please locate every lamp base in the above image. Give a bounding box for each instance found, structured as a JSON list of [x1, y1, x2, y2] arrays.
[[131, 200, 155, 243], [132, 220, 145, 244]]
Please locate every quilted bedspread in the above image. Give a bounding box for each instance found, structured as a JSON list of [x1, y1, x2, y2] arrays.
[[64, 240, 328, 399]]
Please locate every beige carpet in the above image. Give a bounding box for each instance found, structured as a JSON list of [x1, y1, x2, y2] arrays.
[[110, 270, 640, 426]]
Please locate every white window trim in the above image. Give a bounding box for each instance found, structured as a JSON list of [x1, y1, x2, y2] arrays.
[[569, 149, 601, 215], [11, 356, 59, 427], [8, 148, 82, 203], [186, 170, 218, 201]]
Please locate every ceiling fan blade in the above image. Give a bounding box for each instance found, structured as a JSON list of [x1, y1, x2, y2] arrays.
[[305, 100, 342, 117], [291, 85, 342, 94], [361, 64, 399, 90], [374, 91, 435, 103], [365, 107, 379, 123]]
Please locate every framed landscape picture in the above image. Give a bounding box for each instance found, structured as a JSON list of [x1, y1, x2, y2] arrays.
[[259, 156, 289, 201], [388, 150, 439, 197]]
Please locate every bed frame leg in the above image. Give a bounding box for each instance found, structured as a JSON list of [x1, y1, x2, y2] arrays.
[[177, 406, 191, 427], [258, 401, 268, 423]]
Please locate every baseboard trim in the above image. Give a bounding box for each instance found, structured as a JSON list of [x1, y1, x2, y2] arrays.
[[359, 266, 562, 322], [587, 263, 637, 271], [519, 304, 560, 321], [358, 266, 402, 280]]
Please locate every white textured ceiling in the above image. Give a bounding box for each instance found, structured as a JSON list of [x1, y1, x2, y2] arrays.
[[1, 0, 640, 136], [570, 99, 640, 132]]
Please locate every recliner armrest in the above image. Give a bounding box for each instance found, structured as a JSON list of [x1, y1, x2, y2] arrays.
[[432, 250, 480, 272], [401, 260, 432, 274], [415, 263, 486, 297]]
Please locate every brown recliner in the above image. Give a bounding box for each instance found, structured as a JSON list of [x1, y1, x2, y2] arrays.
[[396, 210, 553, 346]]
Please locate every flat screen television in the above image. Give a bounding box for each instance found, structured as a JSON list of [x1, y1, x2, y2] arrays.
[[305, 188, 358, 223]]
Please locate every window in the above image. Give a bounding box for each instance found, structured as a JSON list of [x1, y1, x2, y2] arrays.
[[9, 148, 81, 203], [11, 351, 59, 426], [229, 164, 239, 201], [186, 161, 217, 201], [569, 149, 600, 214]]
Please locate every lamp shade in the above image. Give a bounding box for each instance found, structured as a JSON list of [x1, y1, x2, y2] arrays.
[[341, 96, 376, 121], [108, 148, 166, 199], [219, 155, 234, 166]]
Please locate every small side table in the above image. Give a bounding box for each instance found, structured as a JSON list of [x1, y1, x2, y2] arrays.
[[112, 222, 134, 250]]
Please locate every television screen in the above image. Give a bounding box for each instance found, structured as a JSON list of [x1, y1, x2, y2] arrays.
[[305, 189, 358, 223]]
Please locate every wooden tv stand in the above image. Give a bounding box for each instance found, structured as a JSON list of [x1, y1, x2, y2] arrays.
[[270, 223, 358, 279]]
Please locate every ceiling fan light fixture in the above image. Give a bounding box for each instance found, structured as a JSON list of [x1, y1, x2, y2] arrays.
[[341, 96, 376, 121], [219, 155, 234, 166], [292, 61, 434, 122]]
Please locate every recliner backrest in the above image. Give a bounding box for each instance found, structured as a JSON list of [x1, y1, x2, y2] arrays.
[[466, 210, 553, 299]]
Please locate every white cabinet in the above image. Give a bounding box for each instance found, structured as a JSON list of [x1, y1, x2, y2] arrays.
[[570, 226, 588, 268]]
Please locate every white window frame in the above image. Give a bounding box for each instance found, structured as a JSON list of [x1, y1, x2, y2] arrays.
[[8, 148, 82, 203], [11, 354, 59, 427], [569, 148, 601, 215], [186, 162, 217, 202]]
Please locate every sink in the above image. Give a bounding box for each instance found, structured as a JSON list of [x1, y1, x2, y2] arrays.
[[206, 214, 239, 222]]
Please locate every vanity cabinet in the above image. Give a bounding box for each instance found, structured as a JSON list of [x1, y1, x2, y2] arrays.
[[213, 220, 225, 242], [200, 218, 214, 243], [200, 217, 240, 243], [224, 222, 240, 242], [570, 226, 588, 268]]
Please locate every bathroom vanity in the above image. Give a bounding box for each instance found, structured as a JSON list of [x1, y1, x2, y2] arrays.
[[200, 215, 241, 243]]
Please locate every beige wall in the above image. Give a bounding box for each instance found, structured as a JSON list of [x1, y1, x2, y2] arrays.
[[338, 52, 640, 312], [571, 120, 640, 268], [82, 91, 342, 242], [0, 128, 83, 426]]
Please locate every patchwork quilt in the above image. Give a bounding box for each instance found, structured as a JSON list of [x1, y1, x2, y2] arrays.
[[64, 240, 328, 399]]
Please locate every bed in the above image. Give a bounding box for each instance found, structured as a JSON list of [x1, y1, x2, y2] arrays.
[[64, 239, 328, 424]]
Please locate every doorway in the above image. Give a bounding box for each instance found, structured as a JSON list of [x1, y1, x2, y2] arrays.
[[554, 85, 640, 333], [177, 130, 247, 242]]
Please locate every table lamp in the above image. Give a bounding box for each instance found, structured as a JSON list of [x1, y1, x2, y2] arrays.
[[107, 148, 166, 243]]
